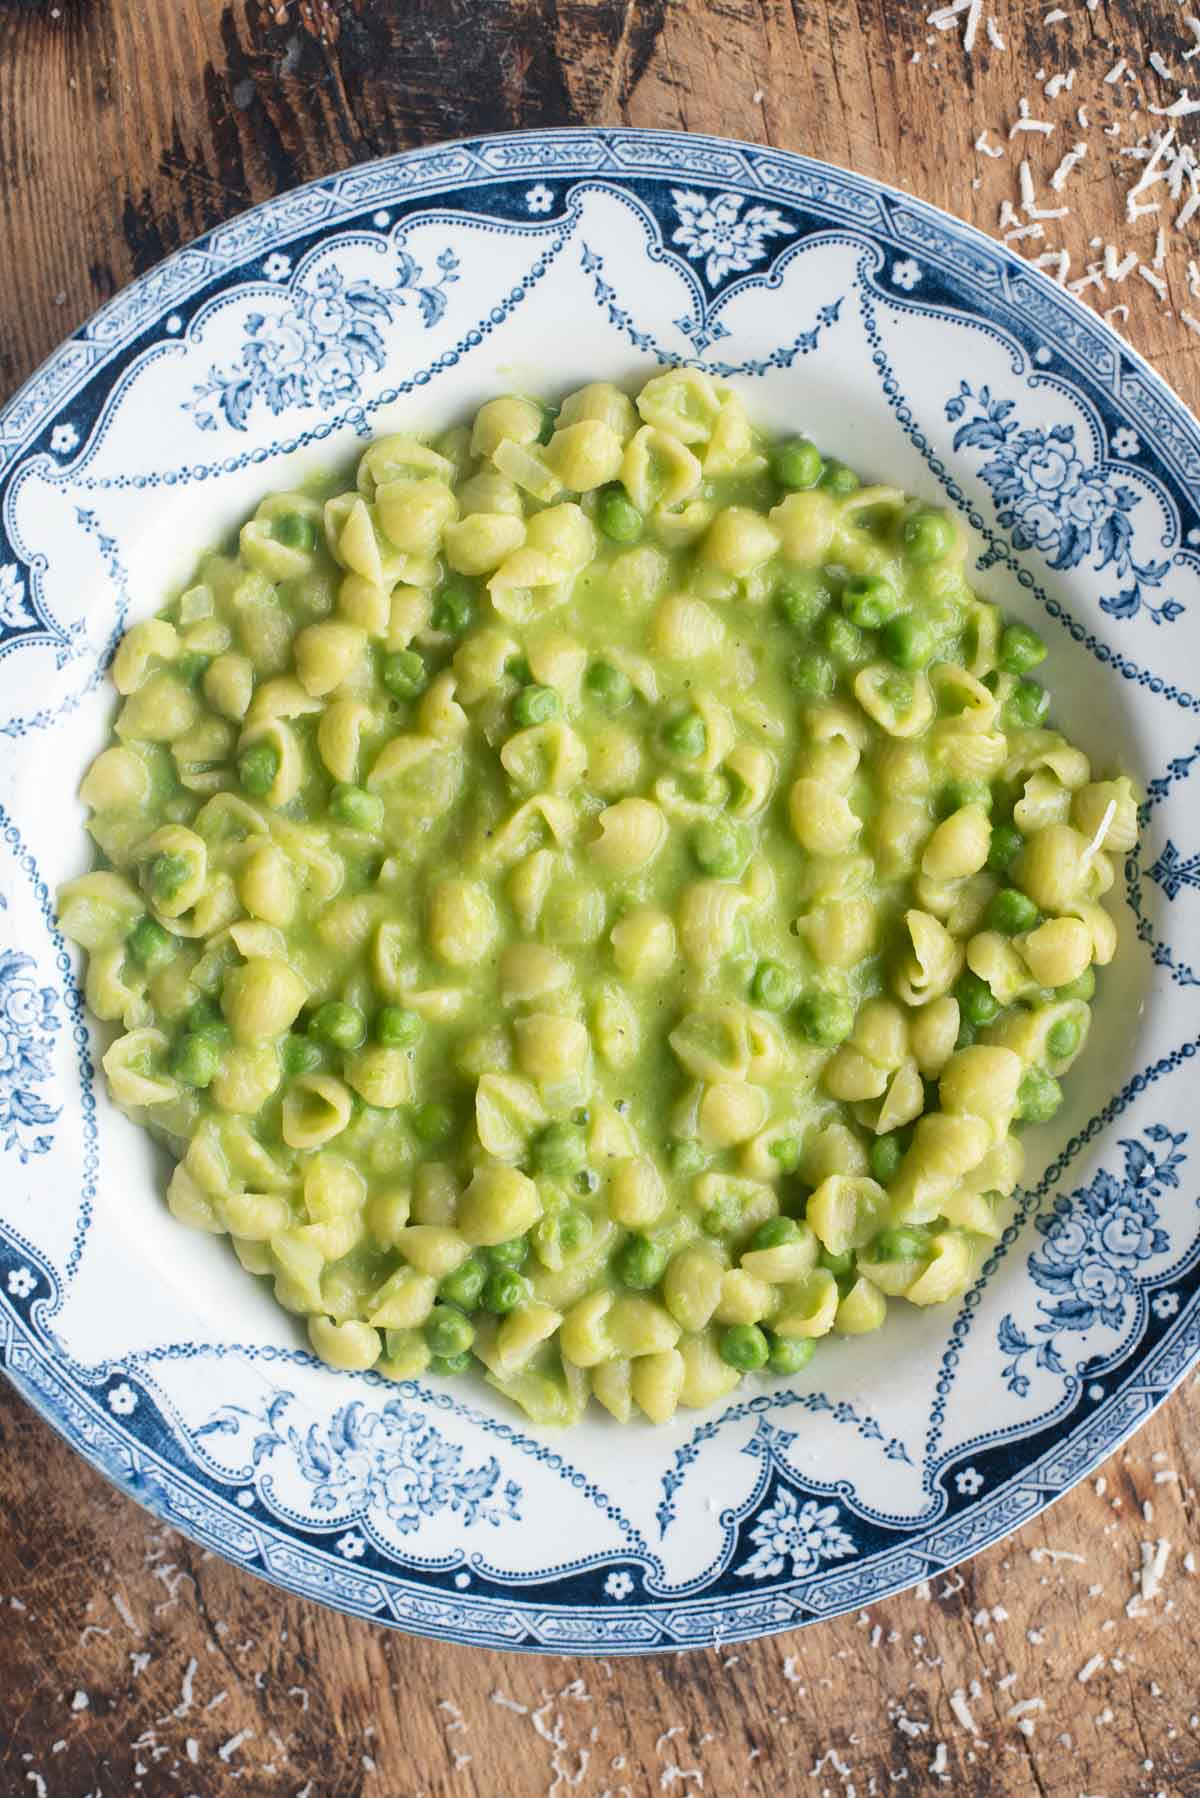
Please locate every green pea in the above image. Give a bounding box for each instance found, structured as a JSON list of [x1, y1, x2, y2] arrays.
[[955, 971, 1001, 1027], [768, 1334, 815, 1376], [147, 853, 189, 903], [186, 996, 229, 1039], [822, 612, 866, 666], [796, 990, 855, 1047], [537, 404, 558, 446], [615, 1236, 669, 1290], [585, 661, 634, 710], [530, 1120, 587, 1177], [506, 654, 532, 687], [842, 573, 901, 630], [411, 1101, 455, 1145], [987, 821, 1024, 874], [1047, 1014, 1083, 1059], [1017, 1066, 1062, 1123], [881, 613, 934, 669], [701, 1192, 743, 1237], [868, 1133, 906, 1184], [513, 684, 561, 727], [873, 1224, 931, 1262], [750, 1216, 801, 1252], [169, 1031, 222, 1089], [558, 1207, 593, 1255], [1058, 968, 1096, 1003], [483, 1268, 529, 1314], [1003, 679, 1050, 729], [770, 437, 824, 491], [176, 651, 211, 686], [902, 509, 956, 566], [438, 1257, 487, 1309], [818, 1246, 855, 1278], [381, 649, 428, 699], [274, 512, 318, 552], [788, 650, 836, 696], [955, 1015, 977, 1050], [751, 959, 797, 1011], [331, 784, 384, 831], [985, 887, 1040, 935], [127, 915, 177, 972], [938, 778, 992, 818], [999, 622, 1048, 675], [376, 1006, 422, 1048], [425, 1304, 475, 1358], [309, 1000, 366, 1051], [669, 1139, 707, 1178], [596, 483, 644, 544], [430, 1351, 472, 1376], [719, 1323, 770, 1370], [818, 460, 860, 496], [486, 1236, 530, 1271], [768, 1136, 801, 1172], [281, 1033, 323, 1076], [690, 818, 748, 879], [431, 580, 474, 635], [776, 567, 832, 630], [682, 770, 730, 806], [238, 740, 280, 798], [661, 709, 707, 760]]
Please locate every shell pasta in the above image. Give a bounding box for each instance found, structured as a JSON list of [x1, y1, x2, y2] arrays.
[[58, 368, 1135, 1426]]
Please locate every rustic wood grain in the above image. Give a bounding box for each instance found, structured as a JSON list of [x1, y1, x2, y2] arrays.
[[2, 1, 1200, 1793]]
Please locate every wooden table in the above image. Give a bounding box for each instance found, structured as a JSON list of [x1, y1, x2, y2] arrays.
[[2, 3, 1198, 1793]]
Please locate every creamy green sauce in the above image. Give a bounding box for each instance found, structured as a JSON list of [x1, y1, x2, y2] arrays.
[[58, 369, 1135, 1426]]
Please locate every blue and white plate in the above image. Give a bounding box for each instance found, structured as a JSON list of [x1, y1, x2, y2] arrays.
[[1, 129, 1196, 1654]]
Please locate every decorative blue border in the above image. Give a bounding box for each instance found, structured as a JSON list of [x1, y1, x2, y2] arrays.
[[0, 802, 98, 1281], [2, 128, 1200, 1652]]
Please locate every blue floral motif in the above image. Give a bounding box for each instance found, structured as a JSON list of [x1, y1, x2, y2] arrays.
[[1146, 839, 1200, 901], [197, 1391, 521, 1535], [185, 247, 460, 433], [998, 1128, 1184, 1396], [0, 949, 61, 1162], [581, 243, 842, 374], [0, 508, 121, 732], [656, 1385, 910, 1537], [735, 1486, 855, 1581], [0, 563, 35, 633], [1146, 747, 1200, 807], [945, 382, 1183, 626], [670, 187, 792, 289]]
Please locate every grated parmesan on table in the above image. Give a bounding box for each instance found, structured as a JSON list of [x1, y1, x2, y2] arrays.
[[927, 0, 982, 55], [948, 1690, 980, 1736], [1010, 97, 1055, 137], [1141, 1538, 1172, 1603], [1049, 142, 1087, 191]]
